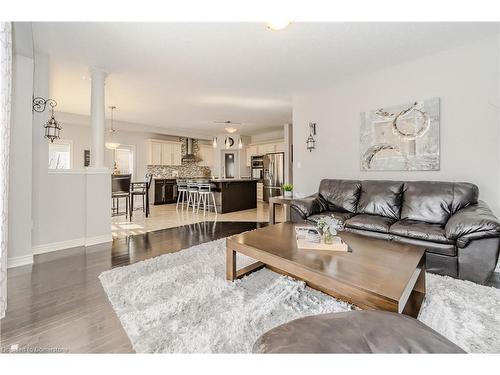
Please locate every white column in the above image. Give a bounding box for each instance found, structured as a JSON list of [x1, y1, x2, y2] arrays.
[[89, 67, 108, 169]]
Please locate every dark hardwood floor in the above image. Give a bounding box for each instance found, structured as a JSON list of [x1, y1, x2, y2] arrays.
[[0, 221, 267, 353], [111, 221, 267, 268], [1, 220, 498, 353]]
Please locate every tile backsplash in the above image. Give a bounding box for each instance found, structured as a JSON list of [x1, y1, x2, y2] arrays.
[[147, 137, 212, 178], [146, 164, 212, 178]]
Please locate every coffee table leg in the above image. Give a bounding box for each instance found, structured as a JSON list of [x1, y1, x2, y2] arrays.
[[401, 256, 426, 318], [226, 247, 236, 281]]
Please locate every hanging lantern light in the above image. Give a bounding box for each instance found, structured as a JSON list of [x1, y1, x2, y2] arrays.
[[33, 97, 62, 143], [44, 110, 62, 143], [105, 106, 120, 150], [306, 122, 316, 152]]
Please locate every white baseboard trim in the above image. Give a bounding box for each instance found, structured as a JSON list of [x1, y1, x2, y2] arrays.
[[32, 234, 112, 255], [85, 234, 113, 247], [7, 254, 34, 268], [32, 238, 85, 255]]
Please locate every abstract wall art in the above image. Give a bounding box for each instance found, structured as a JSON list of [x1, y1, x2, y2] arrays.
[[360, 97, 440, 171]]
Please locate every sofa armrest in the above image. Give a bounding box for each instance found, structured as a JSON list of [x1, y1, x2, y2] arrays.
[[289, 194, 326, 219], [445, 201, 500, 248]]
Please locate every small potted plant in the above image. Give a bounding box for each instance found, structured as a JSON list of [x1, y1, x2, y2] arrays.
[[282, 183, 294, 198]]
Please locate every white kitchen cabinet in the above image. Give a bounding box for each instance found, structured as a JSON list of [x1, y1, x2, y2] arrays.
[[147, 139, 182, 166], [256, 182, 264, 201], [245, 140, 285, 166], [257, 143, 275, 155], [246, 145, 257, 167], [148, 141, 163, 165], [161, 142, 172, 165], [274, 142, 285, 152], [198, 144, 214, 167]]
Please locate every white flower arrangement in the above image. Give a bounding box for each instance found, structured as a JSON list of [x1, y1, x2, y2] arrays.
[[315, 215, 345, 236]]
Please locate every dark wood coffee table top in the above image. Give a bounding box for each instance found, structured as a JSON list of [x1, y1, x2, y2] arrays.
[[226, 222, 426, 316]]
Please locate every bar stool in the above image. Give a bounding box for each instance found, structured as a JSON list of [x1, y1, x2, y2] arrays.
[[186, 180, 199, 213], [111, 174, 131, 218], [196, 180, 218, 215], [176, 179, 188, 209]]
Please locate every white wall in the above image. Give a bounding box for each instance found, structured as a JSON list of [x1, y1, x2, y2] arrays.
[[292, 36, 500, 214], [59, 121, 219, 181], [25, 52, 111, 256], [8, 53, 33, 264], [60, 121, 181, 179], [250, 128, 284, 144]]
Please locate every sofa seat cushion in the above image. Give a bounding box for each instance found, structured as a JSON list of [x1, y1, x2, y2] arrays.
[[390, 219, 453, 245], [307, 212, 355, 225], [356, 180, 404, 220], [390, 234, 457, 257], [345, 214, 395, 233]]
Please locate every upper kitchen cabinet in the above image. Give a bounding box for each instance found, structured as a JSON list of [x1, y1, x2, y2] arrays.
[[274, 142, 285, 152], [246, 141, 285, 166], [198, 144, 214, 167], [246, 145, 258, 167], [258, 143, 276, 154], [149, 141, 163, 165], [147, 139, 183, 166]]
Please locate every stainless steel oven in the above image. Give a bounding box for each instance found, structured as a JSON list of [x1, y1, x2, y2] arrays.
[[251, 156, 264, 168], [252, 168, 263, 180]]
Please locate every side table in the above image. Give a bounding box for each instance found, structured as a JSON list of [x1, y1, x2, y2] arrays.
[[268, 195, 295, 224]]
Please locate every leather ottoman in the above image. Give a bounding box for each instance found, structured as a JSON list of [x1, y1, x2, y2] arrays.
[[252, 311, 465, 353]]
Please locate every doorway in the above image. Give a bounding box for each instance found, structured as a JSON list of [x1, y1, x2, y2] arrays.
[[221, 151, 237, 178], [114, 145, 135, 179]]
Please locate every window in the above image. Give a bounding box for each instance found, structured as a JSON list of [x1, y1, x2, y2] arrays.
[[114, 146, 134, 177], [48, 140, 72, 169]]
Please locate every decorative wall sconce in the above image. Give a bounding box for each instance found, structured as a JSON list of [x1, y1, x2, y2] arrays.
[[306, 122, 316, 152], [33, 97, 62, 143], [238, 137, 243, 149], [212, 136, 218, 148]]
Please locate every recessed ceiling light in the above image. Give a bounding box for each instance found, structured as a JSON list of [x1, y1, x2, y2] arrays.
[[266, 21, 291, 31], [225, 127, 238, 134]]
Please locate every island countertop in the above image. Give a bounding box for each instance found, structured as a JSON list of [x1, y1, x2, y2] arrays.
[[210, 178, 259, 183], [152, 177, 259, 182]]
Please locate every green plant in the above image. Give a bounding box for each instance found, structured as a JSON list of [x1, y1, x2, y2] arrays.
[[282, 183, 294, 192]]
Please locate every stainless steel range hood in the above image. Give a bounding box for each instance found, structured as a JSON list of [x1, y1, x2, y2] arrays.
[[182, 138, 199, 162]]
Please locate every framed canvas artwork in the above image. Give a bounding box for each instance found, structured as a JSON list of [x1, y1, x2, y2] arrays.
[[360, 98, 440, 171]]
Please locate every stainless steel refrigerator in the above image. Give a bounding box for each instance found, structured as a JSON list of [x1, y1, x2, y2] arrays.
[[263, 152, 284, 202]]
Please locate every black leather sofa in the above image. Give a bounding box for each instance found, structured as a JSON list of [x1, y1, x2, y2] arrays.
[[290, 179, 500, 284]]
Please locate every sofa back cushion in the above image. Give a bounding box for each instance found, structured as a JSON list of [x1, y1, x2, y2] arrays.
[[318, 179, 361, 213], [356, 180, 404, 220], [451, 182, 479, 214], [400, 182, 458, 225], [401, 181, 479, 224]]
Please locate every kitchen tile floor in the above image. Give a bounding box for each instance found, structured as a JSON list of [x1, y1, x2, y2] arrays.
[[112, 201, 285, 239]]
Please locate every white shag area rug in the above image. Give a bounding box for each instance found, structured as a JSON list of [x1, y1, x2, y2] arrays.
[[99, 239, 500, 353]]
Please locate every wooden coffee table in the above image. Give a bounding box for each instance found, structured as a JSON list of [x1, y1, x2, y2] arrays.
[[226, 222, 426, 318]]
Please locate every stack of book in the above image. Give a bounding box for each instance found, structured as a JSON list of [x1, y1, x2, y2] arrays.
[[295, 226, 349, 252]]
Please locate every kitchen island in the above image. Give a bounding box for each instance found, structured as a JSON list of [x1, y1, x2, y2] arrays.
[[210, 179, 257, 214]]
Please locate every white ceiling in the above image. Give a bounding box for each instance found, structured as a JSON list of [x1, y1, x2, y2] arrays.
[[32, 22, 498, 137]]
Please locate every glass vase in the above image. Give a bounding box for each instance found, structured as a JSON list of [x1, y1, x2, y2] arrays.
[[322, 231, 333, 244]]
